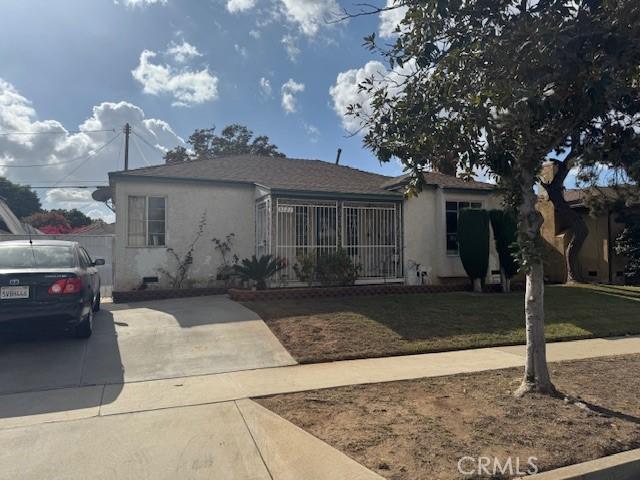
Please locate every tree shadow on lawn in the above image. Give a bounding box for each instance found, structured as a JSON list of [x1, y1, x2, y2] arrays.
[[252, 285, 640, 344]]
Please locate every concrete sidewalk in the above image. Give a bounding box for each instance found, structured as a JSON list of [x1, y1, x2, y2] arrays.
[[2, 334, 640, 430]]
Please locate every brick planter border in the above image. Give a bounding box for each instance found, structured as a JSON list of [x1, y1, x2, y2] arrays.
[[229, 282, 521, 302], [112, 287, 227, 303]]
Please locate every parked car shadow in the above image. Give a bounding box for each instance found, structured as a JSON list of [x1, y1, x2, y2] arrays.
[[0, 309, 124, 420]]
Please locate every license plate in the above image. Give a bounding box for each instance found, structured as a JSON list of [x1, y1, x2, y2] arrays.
[[0, 286, 30, 299]]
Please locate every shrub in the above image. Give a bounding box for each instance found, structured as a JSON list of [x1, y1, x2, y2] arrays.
[[316, 249, 360, 286], [489, 209, 519, 292], [235, 254, 285, 289], [293, 253, 317, 286], [458, 209, 490, 292], [615, 215, 640, 285]]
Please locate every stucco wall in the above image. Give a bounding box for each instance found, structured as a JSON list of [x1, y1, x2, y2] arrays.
[[113, 178, 256, 291], [403, 188, 502, 285]]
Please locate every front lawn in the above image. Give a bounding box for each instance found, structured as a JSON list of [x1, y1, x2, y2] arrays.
[[244, 284, 640, 363], [256, 354, 640, 479]]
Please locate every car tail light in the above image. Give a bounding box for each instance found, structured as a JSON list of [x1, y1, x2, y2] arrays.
[[48, 278, 83, 295]]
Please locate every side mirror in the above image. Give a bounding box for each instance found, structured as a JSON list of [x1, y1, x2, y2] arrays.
[[93, 259, 106, 266]]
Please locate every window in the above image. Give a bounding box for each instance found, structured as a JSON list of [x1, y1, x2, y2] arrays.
[[446, 201, 482, 254], [128, 196, 166, 247], [0, 245, 75, 268]]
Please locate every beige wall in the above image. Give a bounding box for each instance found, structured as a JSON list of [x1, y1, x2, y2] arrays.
[[113, 178, 256, 291], [403, 188, 502, 285]]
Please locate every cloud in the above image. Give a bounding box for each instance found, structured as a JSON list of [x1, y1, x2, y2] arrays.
[[281, 79, 305, 114], [279, 0, 341, 36], [281, 35, 301, 62], [379, 0, 409, 39], [259, 77, 273, 97], [249, 29, 261, 39], [45, 188, 94, 204], [0, 78, 184, 221], [226, 0, 256, 13], [166, 40, 202, 63], [131, 50, 218, 107], [234, 44, 248, 58], [303, 123, 320, 143], [118, 0, 167, 6], [329, 60, 415, 132]]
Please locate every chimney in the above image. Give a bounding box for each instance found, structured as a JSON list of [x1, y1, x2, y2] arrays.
[[335, 148, 342, 165]]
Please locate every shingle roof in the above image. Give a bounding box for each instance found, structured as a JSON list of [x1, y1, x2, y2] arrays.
[[563, 186, 640, 207], [381, 171, 496, 191], [110, 155, 401, 197]]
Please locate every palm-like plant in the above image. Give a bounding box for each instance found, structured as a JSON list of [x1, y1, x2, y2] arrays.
[[234, 255, 285, 289]]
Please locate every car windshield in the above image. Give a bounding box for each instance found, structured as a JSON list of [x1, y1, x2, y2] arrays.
[[0, 245, 76, 269]]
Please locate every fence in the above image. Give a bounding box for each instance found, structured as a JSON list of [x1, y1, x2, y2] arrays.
[[0, 234, 114, 297]]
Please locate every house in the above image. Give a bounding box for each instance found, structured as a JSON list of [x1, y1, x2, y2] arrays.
[[538, 185, 639, 284], [108, 155, 502, 291]]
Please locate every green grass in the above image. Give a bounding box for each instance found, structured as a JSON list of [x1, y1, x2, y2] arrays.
[[244, 284, 640, 363]]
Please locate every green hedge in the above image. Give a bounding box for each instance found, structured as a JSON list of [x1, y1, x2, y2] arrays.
[[489, 209, 519, 278], [458, 209, 490, 283]]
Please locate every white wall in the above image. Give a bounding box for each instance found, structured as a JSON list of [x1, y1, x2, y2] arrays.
[[403, 188, 503, 285], [113, 178, 256, 291]]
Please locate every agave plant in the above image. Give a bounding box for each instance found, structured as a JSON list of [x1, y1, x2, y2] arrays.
[[234, 254, 285, 289]]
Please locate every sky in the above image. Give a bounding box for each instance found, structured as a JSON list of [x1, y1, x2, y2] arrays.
[[0, 0, 409, 222]]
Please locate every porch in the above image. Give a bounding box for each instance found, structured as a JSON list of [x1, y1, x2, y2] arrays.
[[255, 196, 404, 286]]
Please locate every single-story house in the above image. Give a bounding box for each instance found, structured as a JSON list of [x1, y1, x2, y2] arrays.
[[538, 185, 639, 284], [108, 155, 502, 291]]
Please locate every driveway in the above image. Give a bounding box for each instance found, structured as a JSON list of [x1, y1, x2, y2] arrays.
[[0, 295, 296, 396]]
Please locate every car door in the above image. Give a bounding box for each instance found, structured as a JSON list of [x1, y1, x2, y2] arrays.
[[78, 247, 98, 300]]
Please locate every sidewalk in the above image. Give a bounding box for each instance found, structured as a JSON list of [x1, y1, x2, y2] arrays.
[[2, 334, 640, 430]]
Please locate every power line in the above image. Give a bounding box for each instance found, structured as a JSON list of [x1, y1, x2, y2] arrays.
[[52, 133, 122, 188], [131, 130, 167, 157], [29, 185, 109, 189], [0, 128, 116, 136], [131, 135, 152, 167]]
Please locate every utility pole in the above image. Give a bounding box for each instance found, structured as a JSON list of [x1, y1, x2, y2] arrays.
[[124, 123, 131, 171]]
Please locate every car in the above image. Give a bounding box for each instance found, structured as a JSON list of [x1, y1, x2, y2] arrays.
[[0, 240, 104, 338]]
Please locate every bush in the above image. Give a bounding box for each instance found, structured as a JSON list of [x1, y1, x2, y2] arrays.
[[489, 209, 519, 291], [316, 249, 360, 286], [235, 255, 285, 289], [458, 209, 490, 292], [293, 253, 317, 286], [615, 216, 640, 285]]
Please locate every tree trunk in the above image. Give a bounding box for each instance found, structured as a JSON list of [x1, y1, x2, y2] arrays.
[[515, 175, 557, 397], [472, 277, 482, 293], [542, 161, 588, 284], [501, 268, 511, 293]]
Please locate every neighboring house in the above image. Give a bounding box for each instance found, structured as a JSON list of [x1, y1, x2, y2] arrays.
[[538, 186, 639, 284], [108, 155, 502, 291]]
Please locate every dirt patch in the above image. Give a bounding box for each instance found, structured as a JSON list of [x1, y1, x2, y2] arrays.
[[256, 354, 640, 479]]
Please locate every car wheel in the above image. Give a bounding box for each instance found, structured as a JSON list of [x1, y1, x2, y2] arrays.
[[75, 310, 93, 339], [93, 291, 101, 312]]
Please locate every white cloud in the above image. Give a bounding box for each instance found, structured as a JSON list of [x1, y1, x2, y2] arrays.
[[131, 50, 218, 106], [329, 60, 415, 132], [0, 78, 184, 221], [249, 29, 261, 39], [281, 79, 305, 114], [166, 40, 202, 63], [118, 0, 167, 6], [279, 0, 341, 36], [281, 35, 301, 62], [226, 0, 256, 12], [379, 0, 409, 39], [234, 44, 248, 58], [259, 77, 273, 97], [303, 123, 320, 143]]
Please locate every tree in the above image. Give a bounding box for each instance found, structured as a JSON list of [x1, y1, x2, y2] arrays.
[[458, 209, 490, 292], [490, 210, 520, 293], [22, 211, 71, 234], [163, 124, 285, 163], [615, 213, 640, 285], [0, 177, 41, 219], [347, 0, 640, 395], [51, 209, 93, 228]]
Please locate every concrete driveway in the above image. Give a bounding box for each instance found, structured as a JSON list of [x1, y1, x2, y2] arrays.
[[0, 295, 296, 397]]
